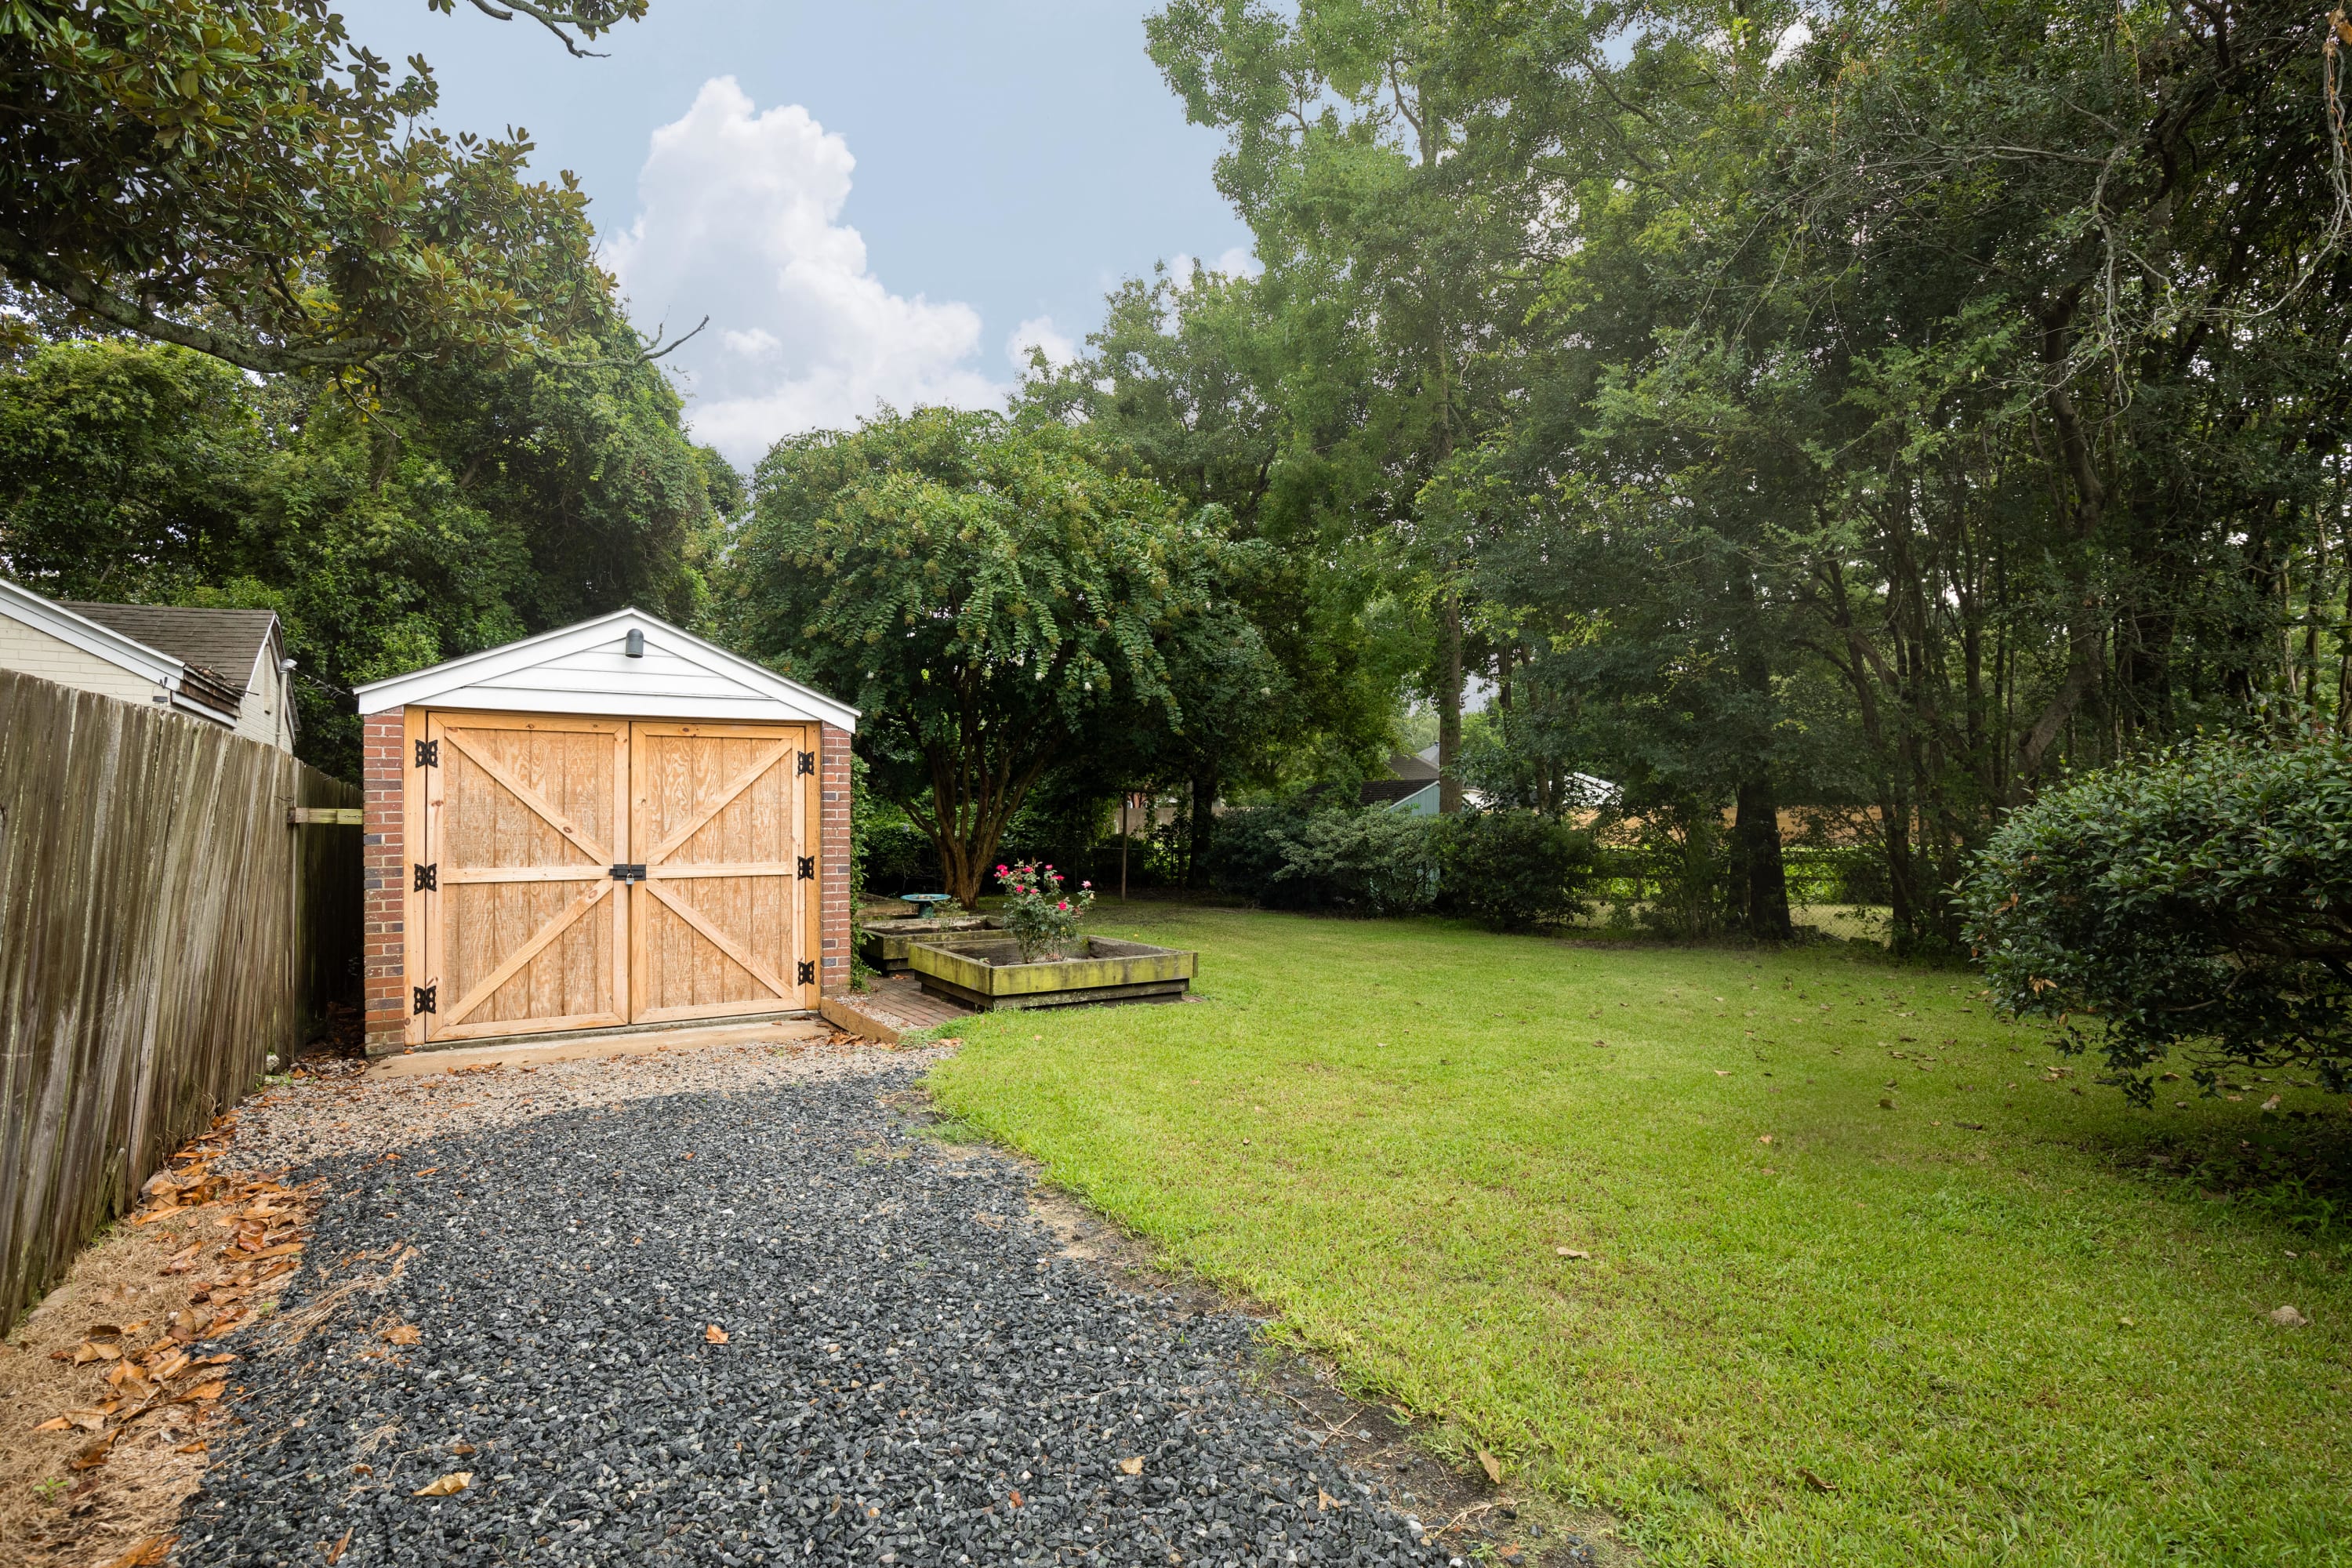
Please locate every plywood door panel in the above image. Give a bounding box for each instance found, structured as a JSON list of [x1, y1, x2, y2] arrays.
[[631, 722, 811, 1022], [423, 713, 627, 1040]]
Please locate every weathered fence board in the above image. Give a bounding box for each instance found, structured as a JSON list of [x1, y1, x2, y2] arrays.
[[0, 670, 358, 1334]]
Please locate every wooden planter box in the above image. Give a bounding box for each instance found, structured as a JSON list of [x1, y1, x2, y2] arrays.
[[908, 935, 1196, 1011], [858, 916, 1001, 975]]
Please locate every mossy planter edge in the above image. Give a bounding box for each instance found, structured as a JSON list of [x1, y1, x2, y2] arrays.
[[858, 915, 1002, 975], [908, 935, 1196, 1011]]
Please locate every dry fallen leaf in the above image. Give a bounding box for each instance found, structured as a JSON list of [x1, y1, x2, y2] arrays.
[[2261, 1095, 2281, 1112], [1797, 1467, 1838, 1494], [1757, 1134, 1774, 1145], [450, 1443, 477, 1457], [1008, 1488, 1024, 1508], [1555, 1247, 1591, 1260], [412, 1471, 472, 1497], [176, 1441, 208, 1454], [1715, 1069, 1732, 1076], [32, 1416, 71, 1432], [71, 1432, 116, 1469], [1316, 1486, 1343, 1511], [325, 1529, 353, 1565], [179, 1379, 227, 1403], [705, 1324, 730, 1345], [2270, 1305, 2310, 1327], [1117, 1457, 1145, 1475], [101, 1536, 173, 1568], [1477, 1449, 1504, 1485], [383, 1325, 422, 1345]]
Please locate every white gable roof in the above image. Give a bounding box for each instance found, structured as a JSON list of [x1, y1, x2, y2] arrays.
[[354, 608, 858, 730]]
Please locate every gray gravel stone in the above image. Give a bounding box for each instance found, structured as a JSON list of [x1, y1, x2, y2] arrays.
[[179, 1073, 1453, 1566]]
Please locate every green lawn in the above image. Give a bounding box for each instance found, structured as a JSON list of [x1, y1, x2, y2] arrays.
[[926, 903, 2352, 1567]]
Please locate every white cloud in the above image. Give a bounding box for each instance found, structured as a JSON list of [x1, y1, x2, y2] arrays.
[[1169, 246, 1262, 281], [605, 78, 1005, 464], [1006, 314, 1079, 372], [1768, 19, 1813, 67]]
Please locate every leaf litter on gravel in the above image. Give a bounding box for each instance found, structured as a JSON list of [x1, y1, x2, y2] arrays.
[[176, 1074, 1454, 1568]]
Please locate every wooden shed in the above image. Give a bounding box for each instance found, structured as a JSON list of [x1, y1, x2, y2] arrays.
[[354, 609, 856, 1057]]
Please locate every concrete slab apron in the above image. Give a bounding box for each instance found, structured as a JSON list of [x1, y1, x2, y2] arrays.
[[182, 1070, 1453, 1568]]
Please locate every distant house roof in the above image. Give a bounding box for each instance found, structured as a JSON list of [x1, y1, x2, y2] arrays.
[[60, 603, 279, 712], [1359, 748, 1441, 807], [0, 579, 274, 727]]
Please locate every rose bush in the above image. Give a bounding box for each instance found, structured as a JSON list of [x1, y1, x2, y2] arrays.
[[996, 861, 1095, 962]]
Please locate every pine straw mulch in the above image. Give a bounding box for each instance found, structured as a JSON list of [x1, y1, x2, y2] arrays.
[[0, 1111, 321, 1566]]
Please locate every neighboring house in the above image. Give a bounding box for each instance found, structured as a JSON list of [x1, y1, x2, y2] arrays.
[[0, 579, 299, 751], [1359, 748, 1442, 810], [1360, 742, 1617, 816]]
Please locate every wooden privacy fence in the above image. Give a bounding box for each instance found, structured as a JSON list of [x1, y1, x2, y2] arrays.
[[0, 670, 360, 1334]]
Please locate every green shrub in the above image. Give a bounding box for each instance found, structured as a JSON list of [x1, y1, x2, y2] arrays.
[[1962, 736, 2352, 1101], [1434, 809, 1598, 930], [858, 818, 934, 895], [1208, 804, 1439, 915]]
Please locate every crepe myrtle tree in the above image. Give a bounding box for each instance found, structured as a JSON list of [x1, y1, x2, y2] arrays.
[[721, 407, 1258, 909], [1963, 736, 2352, 1103]]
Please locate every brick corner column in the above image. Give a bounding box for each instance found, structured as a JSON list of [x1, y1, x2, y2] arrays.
[[818, 722, 853, 997], [361, 706, 408, 1056]]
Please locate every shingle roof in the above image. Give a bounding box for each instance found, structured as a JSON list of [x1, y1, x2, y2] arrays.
[[58, 603, 278, 692]]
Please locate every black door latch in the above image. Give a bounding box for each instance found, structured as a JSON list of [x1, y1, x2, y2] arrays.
[[609, 864, 648, 884]]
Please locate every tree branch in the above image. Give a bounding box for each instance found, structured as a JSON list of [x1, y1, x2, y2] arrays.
[[543, 314, 710, 369], [0, 230, 383, 374], [460, 0, 615, 57]]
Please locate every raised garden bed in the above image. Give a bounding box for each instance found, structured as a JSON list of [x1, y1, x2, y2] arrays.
[[908, 935, 1196, 1011], [858, 915, 1002, 975]]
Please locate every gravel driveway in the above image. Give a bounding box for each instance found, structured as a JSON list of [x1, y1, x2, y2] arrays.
[[180, 1064, 1453, 1567]]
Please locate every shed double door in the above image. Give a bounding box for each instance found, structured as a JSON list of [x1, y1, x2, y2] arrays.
[[417, 713, 817, 1042]]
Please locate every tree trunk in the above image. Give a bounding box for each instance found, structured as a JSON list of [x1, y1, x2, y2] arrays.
[[1437, 591, 1465, 815], [1188, 765, 1218, 888], [1733, 775, 1792, 939], [1731, 570, 1791, 937]]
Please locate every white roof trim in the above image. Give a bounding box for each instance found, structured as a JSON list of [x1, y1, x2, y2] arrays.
[[354, 607, 859, 731], [0, 577, 236, 728]]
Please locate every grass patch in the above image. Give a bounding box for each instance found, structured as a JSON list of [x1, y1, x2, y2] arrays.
[[928, 903, 2352, 1566]]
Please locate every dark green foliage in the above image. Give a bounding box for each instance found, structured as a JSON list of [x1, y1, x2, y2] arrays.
[[1207, 804, 1437, 916], [0, 0, 646, 374], [1432, 810, 1596, 932], [1964, 738, 2352, 1100], [0, 336, 716, 779]]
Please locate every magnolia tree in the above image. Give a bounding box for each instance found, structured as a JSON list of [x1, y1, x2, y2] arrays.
[[720, 408, 1262, 907]]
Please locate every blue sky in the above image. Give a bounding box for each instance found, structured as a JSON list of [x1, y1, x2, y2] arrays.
[[343, 0, 1254, 463]]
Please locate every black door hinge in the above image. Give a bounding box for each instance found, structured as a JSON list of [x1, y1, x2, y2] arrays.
[[797, 855, 815, 880], [415, 739, 438, 768], [412, 984, 437, 1015], [413, 862, 437, 892], [609, 863, 648, 884], [797, 750, 816, 775], [797, 960, 816, 986]]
